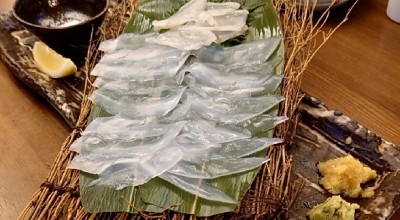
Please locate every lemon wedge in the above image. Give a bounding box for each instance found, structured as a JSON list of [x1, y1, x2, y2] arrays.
[[32, 41, 77, 78]]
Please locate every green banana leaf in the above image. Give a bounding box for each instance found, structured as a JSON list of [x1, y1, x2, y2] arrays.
[[80, 0, 283, 216]]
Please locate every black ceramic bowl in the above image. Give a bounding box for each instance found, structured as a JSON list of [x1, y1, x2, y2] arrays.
[[12, 0, 109, 45]]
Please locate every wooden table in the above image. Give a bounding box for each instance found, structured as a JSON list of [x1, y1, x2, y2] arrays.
[[0, 0, 398, 219], [0, 1, 71, 219]]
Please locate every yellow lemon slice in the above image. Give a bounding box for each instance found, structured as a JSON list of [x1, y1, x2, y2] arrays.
[[32, 41, 77, 78]]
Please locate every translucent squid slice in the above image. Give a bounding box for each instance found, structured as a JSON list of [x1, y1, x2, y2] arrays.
[[167, 156, 266, 179], [175, 135, 221, 154], [99, 45, 188, 64], [93, 69, 185, 88], [72, 122, 185, 155], [150, 26, 217, 51], [196, 3, 245, 26], [219, 138, 282, 158], [71, 119, 186, 154], [184, 74, 283, 99], [163, 102, 194, 122], [85, 146, 183, 190], [159, 173, 236, 204], [206, 2, 241, 11], [182, 91, 284, 124], [93, 77, 181, 92], [205, 10, 248, 32], [152, 0, 207, 31], [95, 83, 179, 97], [90, 52, 189, 81], [89, 86, 186, 118], [99, 33, 158, 53], [213, 25, 248, 44], [180, 102, 256, 125], [181, 120, 250, 144], [185, 55, 283, 90], [195, 11, 245, 28], [194, 37, 281, 67], [238, 115, 288, 135], [250, 75, 284, 96], [82, 116, 184, 138], [195, 11, 217, 27], [196, 4, 248, 43], [183, 74, 264, 97]]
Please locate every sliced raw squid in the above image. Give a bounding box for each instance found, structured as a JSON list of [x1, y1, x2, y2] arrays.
[[99, 33, 158, 52], [195, 2, 242, 27], [98, 45, 188, 64], [94, 83, 179, 97], [89, 86, 186, 117], [194, 37, 281, 67], [250, 75, 284, 96], [90, 51, 189, 81], [74, 122, 183, 155], [219, 138, 282, 158], [168, 156, 266, 179], [93, 69, 185, 88], [206, 2, 241, 11], [238, 115, 288, 135], [181, 90, 284, 124], [184, 74, 282, 97], [157, 10, 249, 48], [93, 76, 182, 91], [181, 120, 251, 144], [200, 10, 248, 32], [152, 0, 207, 31], [164, 102, 287, 135], [71, 118, 186, 154], [213, 25, 248, 44], [150, 26, 217, 51], [184, 56, 282, 90], [174, 135, 221, 160], [151, 0, 250, 48], [184, 74, 264, 97], [71, 146, 183, 190]]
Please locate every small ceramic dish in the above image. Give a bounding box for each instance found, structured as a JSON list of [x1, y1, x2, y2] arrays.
[[12, 0, 110, 45]]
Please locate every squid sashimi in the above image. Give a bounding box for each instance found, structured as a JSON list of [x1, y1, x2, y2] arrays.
[[219, 138, 282, 158], [68, 0, 284, 196], [99, 45, 188, 64], [181, 120, 251, 144], [184, 59, 282, 90], [99, 33, 157, 52], [71, 145, 183, 190], [91, 50, 189, 80], [152, 0, 207, 31], [194, 37, 281, 66], [182, 96, 282, 124], [168, 156, 266, 179], [150, 26, 217, 51], [160, 173, 236, 204], [184, 74, 283, 97], [89, 86, 186, 117], [71, 117, 186, 154]]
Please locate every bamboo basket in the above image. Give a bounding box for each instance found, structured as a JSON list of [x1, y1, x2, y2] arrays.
[[18, 0, 358, 219]]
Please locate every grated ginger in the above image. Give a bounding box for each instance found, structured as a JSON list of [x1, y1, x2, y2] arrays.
[[318, 155, 377, 198]]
